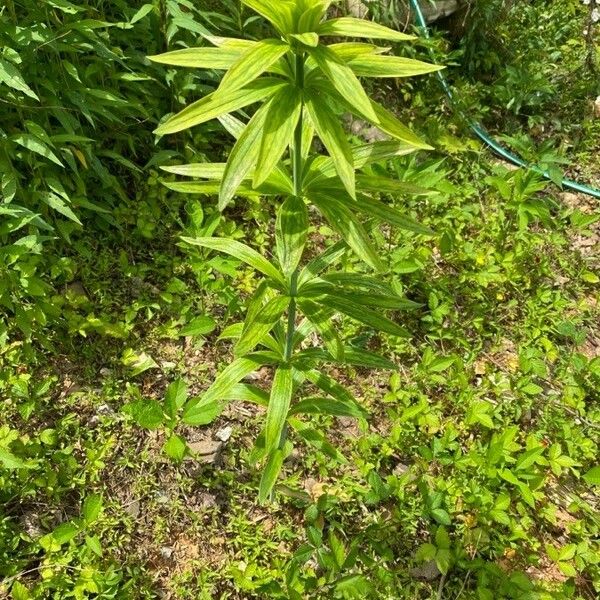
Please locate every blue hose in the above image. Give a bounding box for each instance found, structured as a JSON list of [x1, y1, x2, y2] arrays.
[[408, 0, 600, 200]]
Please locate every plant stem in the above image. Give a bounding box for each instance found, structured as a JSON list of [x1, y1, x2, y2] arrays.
[[284, 52, 305, 362]]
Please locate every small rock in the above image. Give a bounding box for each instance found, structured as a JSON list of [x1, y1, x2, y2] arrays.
[[155, 491, 170, 504], [99, 368, 112, 378], [197, 492, 218, 509], [124, 499, 140, 518], [160, 546, 174, 560], [393, 462, 410, 477], [215, 426, 233, 443], [187, 439, 223, 465], [410, 560, 441, 581], [595, 96, 600, 118], [97, 403, 115, 416]]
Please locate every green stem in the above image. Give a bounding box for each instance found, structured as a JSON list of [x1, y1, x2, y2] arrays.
[[284, 52, 305, 362]]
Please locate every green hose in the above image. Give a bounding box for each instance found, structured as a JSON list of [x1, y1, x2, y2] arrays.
[[408, 0, 600, 200]]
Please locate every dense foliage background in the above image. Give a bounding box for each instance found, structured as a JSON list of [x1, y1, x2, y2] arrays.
[[1, 0, 599, 598]]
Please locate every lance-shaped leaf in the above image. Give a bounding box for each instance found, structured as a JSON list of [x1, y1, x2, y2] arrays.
[[295, 347, 397, 370], [329, 291, 421, 310], [243, 0, 295, 35], [181, 236, 286, 286], [329, 42, 391, 61], [236, 295, 290, 356], [314, 80, 431, 149], [215, 39, 290, 98], [303, 140, 418, 187], [254, 86, 302, 187], [298, 240, 348, 287], [346, 54, 443, 78], [314, 294, 409, 337], [288, 417, 347, 463], [219, 99, 271, 208], [318, 17, 416, 42], [298, 298, 344, 360], [305, 369, 356, 405], [265, 366, 294, 453], [309, 193, 384, 271], [148, 45, 251, 70], [259, 445, 288, 503], [308, 44, 377, 122], [290, 32, 320, 47], [161, 163, 227, 179], [306, 94, 355, 198], [155, 78, 285, 135], [276, 195, 309, 275], [356, 175, 431, 196], [289, 396, 366, 419], [182, 353, 277, 424], [353, 194, 435, 235]]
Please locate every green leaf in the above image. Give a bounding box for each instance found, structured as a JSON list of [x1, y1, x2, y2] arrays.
[[259, 447, 286, 503], [179, 315, 217, 337], [306, 93, 355, 198], [130, 3, 154, 24], [161, 163, 226, 178], [582, 466, 600, 485], [290, 396, 365, 419], [265, 366, 294, 453], [215, 39, 289, 98], [254, 85, 302, 187], [236, 295, 290, 356], [290, 32, 319, 47], [304, 140, 418, 186], [318, 17, 415, 42], [183, 354, 277, 425], [82, 494, 102, 524], [0, 448, 31, 470], [219, 99, 271, 209], [242, 0, 295, 34], [317, 294, 409, 337], [181, 236, 285, 285], [309, 44, 377, 122], [305, 369, 356, 405], [164, 433, 187, 462], [334, 574, 373, 596], [155, 78, 285, 135], [346, 54, 442, 78], [298, 299, 344, 360], [516, 446, 544, 471], [13, 135, 63, 166], [148, 44, 251, 70], [164, 379, 187, 420], [309, 193, 384, 271], [52, 522, 80, 545], [431, 508, 451, 525], [85, 535, 103, 557], [123, 399, 164, 429], [225, 383, 269, 406], [40, 192, 82, 225], [353, 195, 434, 235], [276, 195, 309, 275], [288, 417, 347, 463], [10, 581, 31, 600], [0, 58, 39, 100], [367, 99, 432, 148]]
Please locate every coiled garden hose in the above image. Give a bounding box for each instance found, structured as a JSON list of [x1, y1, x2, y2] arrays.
[[408, 0, 600, 200]]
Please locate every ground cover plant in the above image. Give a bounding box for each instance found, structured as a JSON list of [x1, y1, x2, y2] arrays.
[[0, 1, 599, 599]]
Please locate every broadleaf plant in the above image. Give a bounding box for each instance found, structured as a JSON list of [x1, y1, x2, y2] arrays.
[[150, 0, 440, 502]]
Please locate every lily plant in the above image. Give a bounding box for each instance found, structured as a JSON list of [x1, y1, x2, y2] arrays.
[[150, 0, 441, 501]]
